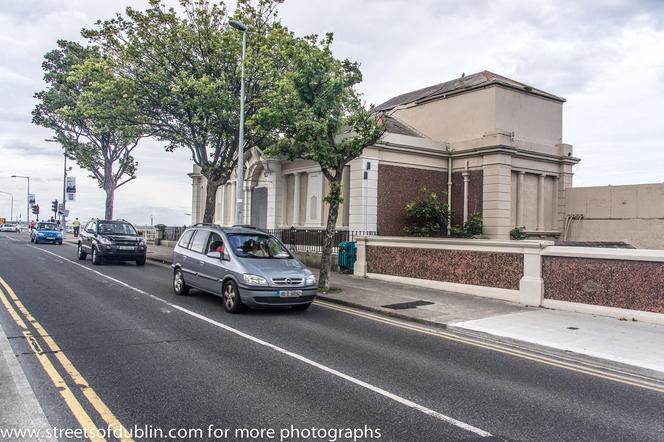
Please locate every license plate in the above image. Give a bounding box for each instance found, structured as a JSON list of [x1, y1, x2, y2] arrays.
[[118, 246, 134, 251], [278, 290, 302, 298]]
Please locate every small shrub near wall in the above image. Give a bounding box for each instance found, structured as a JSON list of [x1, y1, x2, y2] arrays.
[[403, 187, 451, 237], [510, 226, 528, 240], [450, 213, 483, 238]]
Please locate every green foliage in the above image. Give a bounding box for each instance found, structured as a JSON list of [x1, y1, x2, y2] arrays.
[[449, 213, 483, 238], [510, 226, 529, 240], [32, 40, 145, 218], [252, 32, 384, 288], [253, 33, 384, 193], [82, 0, 296, 220], [403, 187, 451, 237]]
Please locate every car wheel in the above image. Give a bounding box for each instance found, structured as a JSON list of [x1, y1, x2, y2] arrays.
[[30, 236, 34, 243], [77, 243, 87, 260], [173, 268, 189, 296], [136, 255, 146, 266], [34, 238, 39, 244], [292, 303, 312, 312], [91, 246, 102, 265], [57, 241, 62, 245], [222, 280, 244, 313]]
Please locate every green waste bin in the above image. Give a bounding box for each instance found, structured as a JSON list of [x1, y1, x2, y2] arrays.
[[338, 241, 356, 273]]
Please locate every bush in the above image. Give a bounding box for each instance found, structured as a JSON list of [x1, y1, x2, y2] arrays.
[[403, 187, 450, 237], [450, 213, 483, 238], [510, 226, 528, 240]]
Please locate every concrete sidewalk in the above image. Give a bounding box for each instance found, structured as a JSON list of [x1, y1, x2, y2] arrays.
[[90, 240, 664, 376]]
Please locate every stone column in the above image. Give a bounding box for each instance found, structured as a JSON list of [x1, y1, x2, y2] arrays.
[[481, 153, 512, 239], [462, 171, 470, 223], [231, 181, 236, 225], [292, 172, 301, 226], [243, 185, 251, 225], [537, 174, 546, 231], [218, 184, 226, 225], [517, 171, 525, 227], [265, 160, 282, 229], [551, 175, 559, 231], [188, 166, 206, 225]]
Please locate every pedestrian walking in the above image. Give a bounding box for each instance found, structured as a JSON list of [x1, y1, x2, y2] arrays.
[[73, 217, 81, 237]]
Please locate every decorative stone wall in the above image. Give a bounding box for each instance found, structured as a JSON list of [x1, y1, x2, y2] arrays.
[[542, 256, 664, 313], [376, 165, 447, 236], [366, 245, 523, 289]]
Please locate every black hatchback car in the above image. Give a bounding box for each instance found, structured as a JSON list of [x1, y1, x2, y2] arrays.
[[77, 219, 147, 265]]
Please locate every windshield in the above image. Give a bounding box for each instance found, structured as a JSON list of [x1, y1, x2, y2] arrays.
[[98, 222, 137, 236], [228, 234, 291, 259], [37, 223, 58, 231]]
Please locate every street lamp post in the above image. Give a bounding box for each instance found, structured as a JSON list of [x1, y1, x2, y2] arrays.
[[11, 175, 30, 228], [230, 19, 248, 226], [0, 191, 13, 220]]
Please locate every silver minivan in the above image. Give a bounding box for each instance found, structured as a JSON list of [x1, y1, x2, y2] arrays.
[[172, 225, 317, 313]]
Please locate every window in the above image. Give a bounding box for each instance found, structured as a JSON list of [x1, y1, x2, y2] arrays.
[[227, 234, 291, 259], [98, 221, 137, 235], [206, 232, 224, 254], [178, 230, 194, 248], [189, 230, 210, 254], [85, 222, 94, 232]]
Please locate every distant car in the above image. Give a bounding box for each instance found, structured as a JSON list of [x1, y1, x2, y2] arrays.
[[0, 222, 20, 233], [31, 222, 63, 244], [172, 225, 317, 313], [77, 219, 147, 266]]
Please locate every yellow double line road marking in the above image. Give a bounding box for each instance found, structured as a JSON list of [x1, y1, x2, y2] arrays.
[[315, 300, 664, 394], [0, 275, 133, 442]]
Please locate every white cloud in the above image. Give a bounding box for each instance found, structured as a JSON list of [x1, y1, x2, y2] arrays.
[[1, 0, 663, 224]]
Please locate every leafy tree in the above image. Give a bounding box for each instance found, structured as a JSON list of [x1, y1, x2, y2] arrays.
[[254, 34, 384, 289], [83, 0, 294, 222], [403, 187, 451, 237], [33, 40, 145, 219]]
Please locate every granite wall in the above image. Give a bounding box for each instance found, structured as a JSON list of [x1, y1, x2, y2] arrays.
[[376, 165, 447, 236], [376, 165, 484, 236], [366, 246, 523, 289], [542, 256, 664, 313]]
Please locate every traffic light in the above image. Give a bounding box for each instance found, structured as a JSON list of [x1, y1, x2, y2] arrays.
[[51, 200, 58, 212], [32, 204, 40, 215]]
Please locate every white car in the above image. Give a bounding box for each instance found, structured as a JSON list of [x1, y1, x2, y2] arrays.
[[0, 223, 20, 232]]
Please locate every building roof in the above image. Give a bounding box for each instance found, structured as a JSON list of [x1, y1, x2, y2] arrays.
[[375, 70, 565, 112], [382, 115, 424, 137]]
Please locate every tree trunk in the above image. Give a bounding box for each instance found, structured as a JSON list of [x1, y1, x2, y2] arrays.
[[318, 179, 342, 290], [104, 185, 114, 219], [203, 178, 221, 224]]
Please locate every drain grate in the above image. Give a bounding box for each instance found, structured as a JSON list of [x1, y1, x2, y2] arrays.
[[381, 300, 435, 310]]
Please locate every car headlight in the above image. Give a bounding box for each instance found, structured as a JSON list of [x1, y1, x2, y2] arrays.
[[138, 238, 145, 246], [242, 274, 268, 286], [305, 274, 317, 286], [56, 232, 63, 237], [36, 232, 45, 237], [98, 237, 112, 245]]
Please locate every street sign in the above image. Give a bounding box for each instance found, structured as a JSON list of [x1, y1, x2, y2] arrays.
[[29, 193, 35, 205], [57, 208, 70, 217]]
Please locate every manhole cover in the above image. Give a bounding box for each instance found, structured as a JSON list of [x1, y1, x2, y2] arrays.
[[381, 300, 435, 310]]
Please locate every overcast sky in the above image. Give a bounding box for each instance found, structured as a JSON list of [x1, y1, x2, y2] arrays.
[[1, 0, 663, 226]]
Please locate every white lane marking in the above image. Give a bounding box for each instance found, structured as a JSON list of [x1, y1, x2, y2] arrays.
[[29, 246, 492, 437], [2, 235, 21, 242]]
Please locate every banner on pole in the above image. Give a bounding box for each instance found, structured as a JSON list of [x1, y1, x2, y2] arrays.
[[66, 177, 76, 201]]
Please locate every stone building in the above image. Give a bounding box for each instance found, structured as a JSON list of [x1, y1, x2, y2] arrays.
[[190, 70, 581, 240]]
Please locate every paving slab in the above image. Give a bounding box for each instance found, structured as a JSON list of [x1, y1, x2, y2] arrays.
[[452, 309, 664, 373]]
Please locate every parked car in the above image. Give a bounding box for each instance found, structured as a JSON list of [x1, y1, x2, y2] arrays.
[[77, 219, 147, 266], [0, 222, 20, 233], [30, 222, 63, 244], [172, 225, 317, 313]]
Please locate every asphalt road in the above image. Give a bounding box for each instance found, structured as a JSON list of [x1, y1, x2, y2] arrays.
[[1, 232, 663, 441]]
